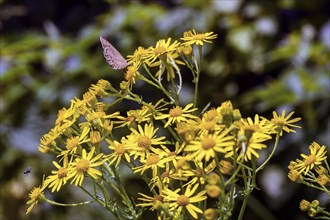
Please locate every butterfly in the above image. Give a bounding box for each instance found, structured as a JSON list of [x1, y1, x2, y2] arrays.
[[100, 36, 128, 70]]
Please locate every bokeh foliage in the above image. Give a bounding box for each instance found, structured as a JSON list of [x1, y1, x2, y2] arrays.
[[0, 0, 329, 219]]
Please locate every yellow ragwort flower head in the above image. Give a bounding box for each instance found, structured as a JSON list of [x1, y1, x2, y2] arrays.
[[181, 29, 218, 46], [155, 103, 198, 128], [127, 46, 150, 66], [162, 184, 207, 219], [146, 38, 181, 65], [44, 156, 71, 192], [294, 142, 327, 175], [26, 184, 46, 214], [271, 110, 301, 136], [68, 147, 105, 186]]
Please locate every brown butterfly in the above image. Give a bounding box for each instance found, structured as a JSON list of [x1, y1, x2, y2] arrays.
[[100, 36, 128, 70]]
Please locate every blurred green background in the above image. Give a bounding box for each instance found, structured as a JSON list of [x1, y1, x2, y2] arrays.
[[0, 0, 329, 220]]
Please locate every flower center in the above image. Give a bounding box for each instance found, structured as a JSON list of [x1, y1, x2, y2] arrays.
[[138, 135, 151, 149], [30, 187, 43, 200], [146, 155, 160, 165], [76, 159, 90, 172], [154, 195, 164, 202], [202, 137, 216, 150], [57, 167, 68, 179], [66, 136, 79, 150], [193, 34, 206, 40], [195, 168, 203, 177], [154, 46, 166, 55], [176, 195, 189, 206], [169, 107, 183, 117], [126, 115, 136, 123], [204, 109, 218, 121], [272, 118, 286, 126], [168, 151, 177, 157], [115, 144, 126, 155], [304, 155, 316, 166], [161, 171, 169, 179]]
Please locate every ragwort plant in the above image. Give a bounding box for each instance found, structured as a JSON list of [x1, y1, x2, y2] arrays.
[[27, 30, 319, 220], [288, 141, 330, 219]]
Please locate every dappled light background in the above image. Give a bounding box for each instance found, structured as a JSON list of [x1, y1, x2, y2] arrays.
[[1, 0, 329, 220]]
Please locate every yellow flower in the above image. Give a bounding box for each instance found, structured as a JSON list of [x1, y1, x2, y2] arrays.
[[271, 110, 301, 136], [240, 114, 274, 136], [181, 29, 218, 46], [204, 208, 219, 220], [124, 62, 140, 89], [133, 153, 172, 179], [68, 147, 105, 186], [26, 185, 46, 214], [294, 142, 327, 175], [124, 123, 166, 160], [106, 139, 131, 166], [155, 103, 198, 128], [229, 132, 272, 161], [38, 129, 60, 153], [88, 79, 114, 97], [146, 38, 181, 64], [137, 193, 164, 211], [183, 161, 216, 186], [185, 129, 235, 162], [162, 184, 207, 219], [44, 156, 72, 192], [114, 107, 152, 128], [205, 184, 222, 198], [127, 46, 150, 66]]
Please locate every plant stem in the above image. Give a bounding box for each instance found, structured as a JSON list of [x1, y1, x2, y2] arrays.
[[256, 131, 280, 173]]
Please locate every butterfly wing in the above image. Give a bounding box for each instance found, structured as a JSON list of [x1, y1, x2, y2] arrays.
[[100, 36, 128, 70]]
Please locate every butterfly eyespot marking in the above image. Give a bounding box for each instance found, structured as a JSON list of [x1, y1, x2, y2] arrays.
[[100, 36, 128, 70]]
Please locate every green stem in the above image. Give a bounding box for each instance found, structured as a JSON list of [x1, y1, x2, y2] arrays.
[[44, 198, 94, 206], [79, 186, 121, 220], [256, 131, 280, 173], [238, 160, 257, 220], [141, 64, 178, 105], [193, 46, 202, 108]]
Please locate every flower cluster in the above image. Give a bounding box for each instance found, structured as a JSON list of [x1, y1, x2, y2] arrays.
[[288, 142, 330, 219], [27, 30, 304, 220]]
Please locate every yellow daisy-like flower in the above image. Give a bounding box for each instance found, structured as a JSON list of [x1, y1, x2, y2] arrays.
[[124, 62, 141, 89], [240, 114, 274, 136], [183, 160, 216, 186], [127, 46, 150, 66], [238, 132, 272, 161], [26, 184, 46, 214], [106, 139, 131, 167], [114, 107, 152, 129], [146, 38, 181, 65], [162, 184, 207, 219], [294, 142, 327, 175], [44, 157, 72, 192], [38, 129, 60, 153], [133, 153, 172, 178], [181, 29, 218, 46], [271, 110, 301, 136], [155, 103, 198, 128], [185, 129, 235, 162], [68, 147, 105, 186], [124, 123, 166, 160], [137, 193, 164, 211]]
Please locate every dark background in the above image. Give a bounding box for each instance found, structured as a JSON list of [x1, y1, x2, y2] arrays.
[[1, 0, 329, 219]]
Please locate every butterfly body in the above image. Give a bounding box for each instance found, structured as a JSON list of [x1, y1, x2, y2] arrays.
[[100, 36, 128, 70], [24, 167, 32, 175]]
